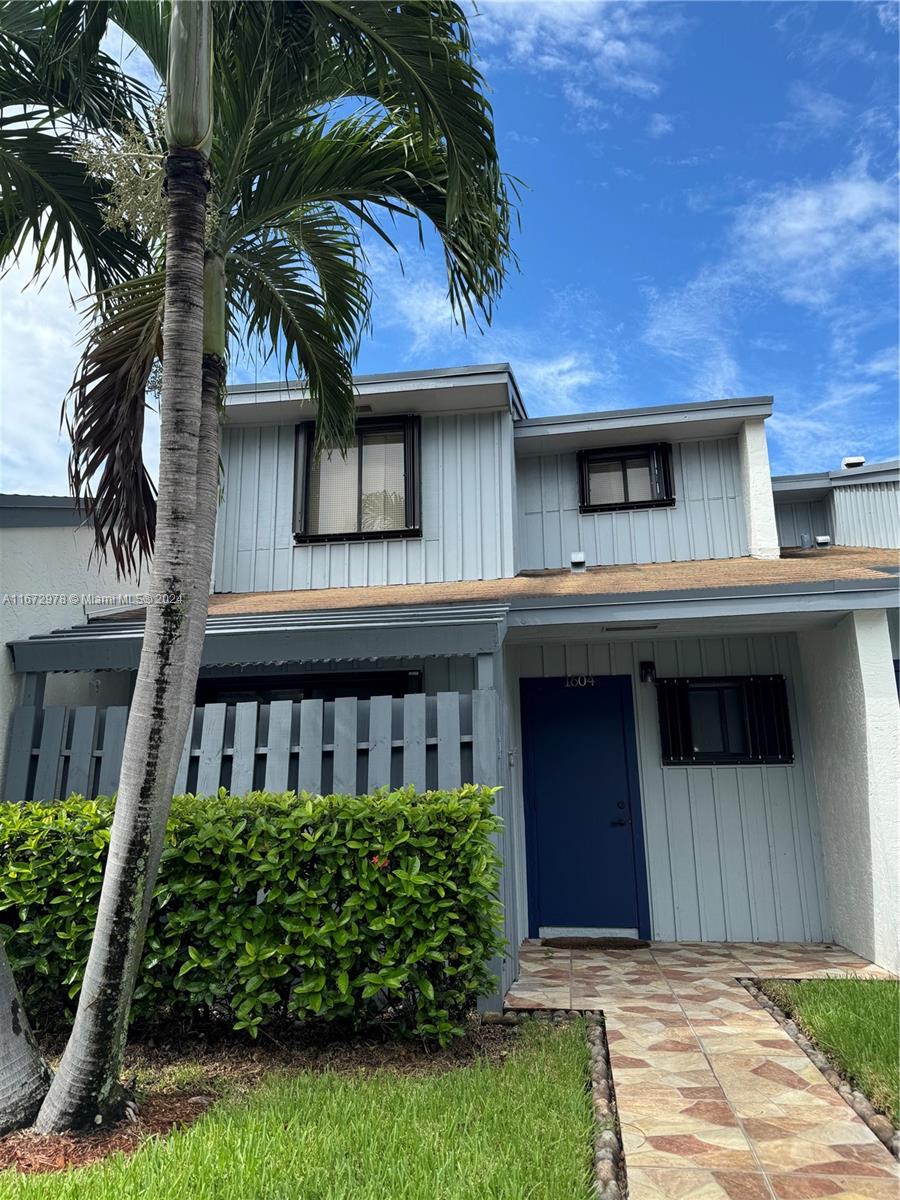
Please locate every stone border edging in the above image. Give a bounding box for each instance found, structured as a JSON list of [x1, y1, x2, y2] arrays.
[[739, 977, 899, 1161], [485, 1009, 627, 1198]]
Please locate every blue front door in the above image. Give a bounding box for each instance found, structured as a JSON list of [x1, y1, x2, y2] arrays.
[[520, 675, 650, 938]]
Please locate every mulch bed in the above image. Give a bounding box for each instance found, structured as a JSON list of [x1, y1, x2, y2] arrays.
[[0, 1094, 212, 1175], [0, 1020, 521, 1176]]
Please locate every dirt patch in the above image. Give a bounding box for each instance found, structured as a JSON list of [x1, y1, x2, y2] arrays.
[[0, 1021, 522, 1175]]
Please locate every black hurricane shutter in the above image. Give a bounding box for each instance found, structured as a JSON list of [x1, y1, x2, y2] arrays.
[[656, 675, 793, 765]]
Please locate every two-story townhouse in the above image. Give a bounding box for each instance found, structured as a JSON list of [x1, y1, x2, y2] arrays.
[[5, 364, 899, 998]]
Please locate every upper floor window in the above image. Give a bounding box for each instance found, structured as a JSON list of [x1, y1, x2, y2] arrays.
[[655, 675, 794, 765], [578, 443, 675, 513], [294, 415, 421, 543]]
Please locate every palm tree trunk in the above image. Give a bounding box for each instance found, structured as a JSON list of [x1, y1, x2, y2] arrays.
[[34, 145, 210, 1133], [0, 944, 52, 1134]]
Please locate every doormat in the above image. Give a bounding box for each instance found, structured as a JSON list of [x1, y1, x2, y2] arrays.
[[539, 937, 650, 949]]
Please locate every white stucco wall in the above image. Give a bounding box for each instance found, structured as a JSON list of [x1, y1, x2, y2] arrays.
[[0, 522, 132, 788], [798, 609, 900, 972], [738, 417, 780, 559]]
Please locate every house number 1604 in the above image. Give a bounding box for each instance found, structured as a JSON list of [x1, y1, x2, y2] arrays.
[[565, 675, 595, 687]]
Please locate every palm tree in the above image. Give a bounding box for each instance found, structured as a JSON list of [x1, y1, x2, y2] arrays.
[[2, 2, 513, 1133], [0, 0, 153, 1134]]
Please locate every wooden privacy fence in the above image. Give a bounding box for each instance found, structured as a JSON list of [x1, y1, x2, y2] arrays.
[[3, 690, 500, 803]]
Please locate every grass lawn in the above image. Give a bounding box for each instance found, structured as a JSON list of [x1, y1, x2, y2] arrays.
[[0, 1020, 594, 1200], [760, 977, 899, 1123]]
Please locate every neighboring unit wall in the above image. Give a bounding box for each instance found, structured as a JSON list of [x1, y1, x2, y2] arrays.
[[798, 610, 899, 974], [516, 438, 748, 569], [775, 499, 833, 548], [504, 632, 829, 946], [0, 523, 131, 787], [832, 482, 900, 549], [214, 410, 516, 592]]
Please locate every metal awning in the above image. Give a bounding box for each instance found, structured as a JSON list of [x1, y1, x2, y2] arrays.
[[9, 602, 510, 673]]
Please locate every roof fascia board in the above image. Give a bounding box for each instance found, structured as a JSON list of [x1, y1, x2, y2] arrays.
[[507, 581, 898, 630], [515, 395, 773, 435], [0, 495, 89, 528], [224, 364, 525, 418]]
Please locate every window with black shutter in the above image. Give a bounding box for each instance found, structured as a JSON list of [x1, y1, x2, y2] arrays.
[[293, 415, 421, 543], [577, 443, 675, 513], [655, 675, 793, 765]]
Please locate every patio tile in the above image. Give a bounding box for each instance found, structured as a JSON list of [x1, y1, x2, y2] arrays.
[[627, 1167, 772, 1200], [621, 1122, 758, 1170], [767, 1175, 900, 1198], [503, 940, 897, 1200]]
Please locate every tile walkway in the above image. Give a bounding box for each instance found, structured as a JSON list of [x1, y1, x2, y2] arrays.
[[505, 941, 897, 1200]]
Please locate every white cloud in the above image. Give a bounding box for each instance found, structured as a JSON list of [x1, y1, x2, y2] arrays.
[[0, 264, 83, 493], [731, 167, 896, 308], [472, 0, 679, 111], [774, 82, 850, 143], [366, 247, 618, 414], [0, 257, 160, 496], [643, 163, 898, 436], [648, 112, 674, 138]]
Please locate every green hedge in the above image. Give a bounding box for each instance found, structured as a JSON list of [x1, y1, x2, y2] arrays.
[[0, 786, 504, 1042]]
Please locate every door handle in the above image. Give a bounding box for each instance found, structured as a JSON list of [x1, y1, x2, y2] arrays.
[[611, 818, 628, 827]]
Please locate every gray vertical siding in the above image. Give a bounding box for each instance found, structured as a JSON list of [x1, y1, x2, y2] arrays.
[[213, 410, 516, 593], [775, 498, 833, 547], [503, 632, 829, 945], [832, 482, 900, 549], [516, 437, 747, 569]]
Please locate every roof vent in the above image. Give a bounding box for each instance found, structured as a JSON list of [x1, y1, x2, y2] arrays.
[[841, 455, 865, 470], [570, 550, 586, 574]]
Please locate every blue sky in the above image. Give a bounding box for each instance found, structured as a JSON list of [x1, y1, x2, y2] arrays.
[[1, 0, 897, 492]]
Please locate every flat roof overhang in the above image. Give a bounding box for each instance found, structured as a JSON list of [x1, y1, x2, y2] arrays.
[[10, 603, 510, 674], [513, 396, 773, 456], [505, 576, 898, 634], [223, 364, 526, 425], [773, 459, 900, 501], [10, 573, 898, 675]]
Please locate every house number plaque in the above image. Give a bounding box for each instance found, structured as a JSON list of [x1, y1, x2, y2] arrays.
[[565, 675, 595, 687]]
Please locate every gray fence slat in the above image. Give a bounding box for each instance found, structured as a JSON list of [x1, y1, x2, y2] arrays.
[[402, 693, 427, 791], [32, 707, 67, 801], [297, 699, 323, 794], [97, 706, 129, 797], [332, 697, 358, 794], [174, 718, 193, 796], [367, 695, 393, 790], [3, 706, 37, 801], [196, 704, 227, 795], [472, 689, 499, 787], [436, 692, 462, 789], [264, 700, 292, 791], [230, 702, 258, 795], [67, 706, 97, 798]]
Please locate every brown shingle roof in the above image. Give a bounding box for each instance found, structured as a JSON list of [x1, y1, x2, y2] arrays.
[[195, 548, 897, 618]]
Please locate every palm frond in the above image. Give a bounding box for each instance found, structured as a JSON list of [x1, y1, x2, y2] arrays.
[[223, 109, 513, 325], [0, 1, 153, 130], [66, 270, 164, 574], [229, 239, 357, 453], [266, 203, 372, 354], [0, 116, 149, 290], [286, 2, 499, 222]]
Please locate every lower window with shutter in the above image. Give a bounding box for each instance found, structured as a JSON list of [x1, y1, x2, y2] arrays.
[[655, 675, 794, 765]]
